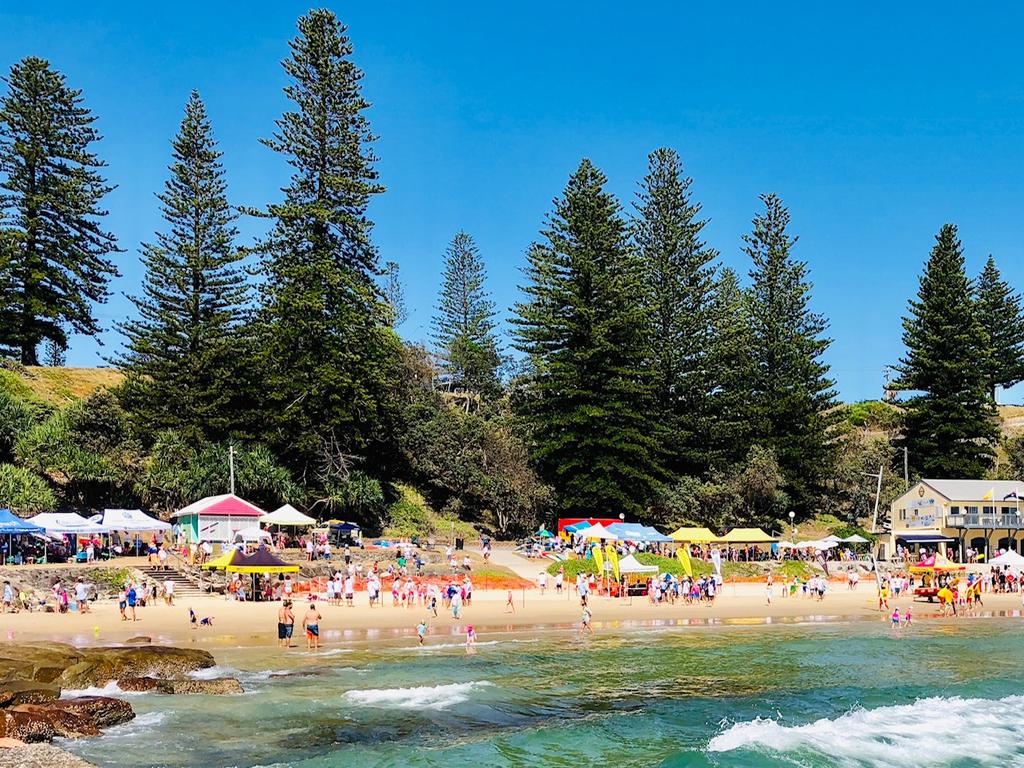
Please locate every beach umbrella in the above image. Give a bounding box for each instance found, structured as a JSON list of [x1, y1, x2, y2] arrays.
[[536, 528, 554, 538], [842, 534, 870, 544]]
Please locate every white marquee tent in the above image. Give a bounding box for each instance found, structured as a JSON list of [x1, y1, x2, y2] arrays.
[[580, 523, 618, 541], [259, 504, 316, 527], [232, 527, 273, 545], [617, 554, 659, 574], [90, 508, 170, 532], [988, 549, 1024, 568], [27, 513, 108, 536]]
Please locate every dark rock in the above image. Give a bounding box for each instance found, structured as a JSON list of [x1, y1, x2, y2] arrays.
[[0, 681, 60, 708], [0, 710, 55, 743], [116, 676, 242, 695], [7, 705, 99, 739], [123, 636, 151, 644], [47, 697, 134, 728]]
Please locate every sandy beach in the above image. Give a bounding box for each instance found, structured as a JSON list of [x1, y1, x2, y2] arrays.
[[4, 582, 1022, 648]]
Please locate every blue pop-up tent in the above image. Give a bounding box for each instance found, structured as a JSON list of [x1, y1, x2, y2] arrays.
[[0, 508, 44, 535], [0, 508, 45, 564]]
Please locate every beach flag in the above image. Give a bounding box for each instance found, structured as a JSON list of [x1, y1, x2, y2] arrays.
[[710, 548, 722, 577], [815, 551, 830, 577], [676, 546, 693, 578], [983, 487, 995, 501], [591, 543, 604, 575], [605, 543, 620, 580]]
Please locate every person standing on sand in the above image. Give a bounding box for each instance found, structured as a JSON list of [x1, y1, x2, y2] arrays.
[[555, 568, 564, 594], [302, 602, 322, 650], [126, 584, 138, 621], [538, 572, 548, 595], [278, 600, 295, 648], [765, 575, 773, 606], [505, 589, 515, 613], [416, 620, 428, 645]]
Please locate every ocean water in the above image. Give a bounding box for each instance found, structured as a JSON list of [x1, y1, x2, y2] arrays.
[[63, 618, 1024, 767]]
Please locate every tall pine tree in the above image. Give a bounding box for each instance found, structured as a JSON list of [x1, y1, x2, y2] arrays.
[[117, 91, 251, 441], [744, 194, 837, 515], [707, 267, 754, 468], [975, 254, 1024, 401], [431, 231, 501, 398], [896, 224, 997, 477], [634, 147, 718, 477], [256, 10, 400, 472], [0, 56, 119, 364], [512, 159, 660, 517]]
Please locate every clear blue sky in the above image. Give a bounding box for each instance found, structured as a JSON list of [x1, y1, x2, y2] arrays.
[[3, 2, 1023, 403]]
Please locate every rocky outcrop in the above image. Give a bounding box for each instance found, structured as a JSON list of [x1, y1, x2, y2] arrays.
[[46, 697, 134, 728], [0, 643, 226, 746], [0, 642, 215, 689], [0, 709, 55, 742], [0, 742, 98, 768], [116, 676, 243, 695], [6, 705, 99, 739], [0, 681, 59, 708]]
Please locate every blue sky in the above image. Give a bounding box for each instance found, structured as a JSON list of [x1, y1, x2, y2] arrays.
[[2, 2, 1023, 403]]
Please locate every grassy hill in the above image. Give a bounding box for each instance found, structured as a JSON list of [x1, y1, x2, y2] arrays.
[[0, 365, 124, 405]]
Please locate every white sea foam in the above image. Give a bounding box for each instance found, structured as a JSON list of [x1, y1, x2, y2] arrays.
[[343, 681, 492, 710], [408, 640, 503, 651], [187, 665, 238, 680], [60, 681, 148, 698], [708, 694, 1024, 767]]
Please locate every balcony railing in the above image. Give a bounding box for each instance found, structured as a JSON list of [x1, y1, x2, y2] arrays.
[[946, 514, 1024, 529]]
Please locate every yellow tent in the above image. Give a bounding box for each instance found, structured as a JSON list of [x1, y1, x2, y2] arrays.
[[201, 550, 238, 570], [719, 527, 776, 543], [669, 526, 717, 543]]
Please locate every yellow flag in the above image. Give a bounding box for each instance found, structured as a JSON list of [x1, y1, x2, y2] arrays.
[[676, 545, 693, 578], [605, 543, 620, 580], [591, 543, 604, 576], [983, 488, 995, 501]]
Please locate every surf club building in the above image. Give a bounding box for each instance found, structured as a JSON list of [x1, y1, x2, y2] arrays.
[[172, 493, 266, 545], [888, 479, 1024, 562]]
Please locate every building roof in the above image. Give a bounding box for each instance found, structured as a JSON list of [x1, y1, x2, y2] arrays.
[[172, 493, 266, 519], [920, 479, 1024, 501]]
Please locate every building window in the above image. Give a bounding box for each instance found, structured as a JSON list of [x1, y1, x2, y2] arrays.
[[966, 506, 979, 514], [899, 509, 907, 521], [1003, 507, 1015, 515], [950, 506, 961, 515], [983, 506, 995, 515]]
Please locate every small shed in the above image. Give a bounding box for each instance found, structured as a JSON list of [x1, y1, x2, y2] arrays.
[[172, 494, 266, 544]]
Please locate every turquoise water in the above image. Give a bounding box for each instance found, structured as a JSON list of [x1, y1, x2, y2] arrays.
[[64, 619, 1024, 767]]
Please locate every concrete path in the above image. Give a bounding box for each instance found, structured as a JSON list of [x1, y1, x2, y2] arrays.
[[487, 547, 548, 582]]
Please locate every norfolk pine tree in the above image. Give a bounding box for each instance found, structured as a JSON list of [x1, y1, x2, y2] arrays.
[[744, 194, 837, 515], [706, 266, 755, 468], [0, 56, 119, 364], [895, 224, 997, 478], [974, 254, 1024, 401], [256, 10, 401, 471], [633, 147, 718, 477], [432, 231, 501, 398], [117, 92, 252, 442], [512, 159, 660, 517]]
